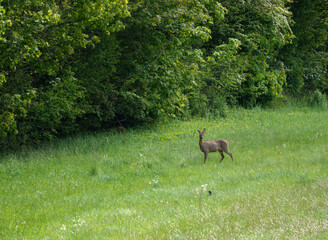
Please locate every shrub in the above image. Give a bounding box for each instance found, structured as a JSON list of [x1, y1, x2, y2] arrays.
[[309, 89, 327, 108]]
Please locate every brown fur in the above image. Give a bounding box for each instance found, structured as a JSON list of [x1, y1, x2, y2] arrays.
[[197, 128, 233, 164]]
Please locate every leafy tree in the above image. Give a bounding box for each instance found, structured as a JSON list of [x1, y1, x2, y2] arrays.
[[1, 0, 326, 152], [0, 0, 129, 149], [204, 0, 293, 107], [104, 0, 226, 122], [281, 0, 328, 95]]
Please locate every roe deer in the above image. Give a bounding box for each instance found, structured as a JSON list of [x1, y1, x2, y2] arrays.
[[197, 128, 233, 164]]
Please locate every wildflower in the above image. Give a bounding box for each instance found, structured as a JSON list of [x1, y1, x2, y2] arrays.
[[149, 179, 160, 189], [201, 184, 208, 192], [73, 219, 85, 227]]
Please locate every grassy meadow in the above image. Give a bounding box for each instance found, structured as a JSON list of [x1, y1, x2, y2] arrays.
[[1, 107, 328, 239]]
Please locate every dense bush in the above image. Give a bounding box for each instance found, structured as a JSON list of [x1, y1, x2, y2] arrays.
[[309, 89, 327, 108]]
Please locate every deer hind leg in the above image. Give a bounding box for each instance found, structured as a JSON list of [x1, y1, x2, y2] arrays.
[[227, 152, 233, 162], [222, 145, 233, 162], [219, 150, 225, 163]]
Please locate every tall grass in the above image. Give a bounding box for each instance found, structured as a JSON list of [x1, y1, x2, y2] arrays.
[[1, 107, 327, 239]]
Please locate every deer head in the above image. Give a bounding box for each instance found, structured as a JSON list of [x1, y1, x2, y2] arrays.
[[197, 128, 206, 140]]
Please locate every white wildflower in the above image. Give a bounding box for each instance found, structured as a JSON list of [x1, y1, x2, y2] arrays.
[[73, 219, 85, 227]]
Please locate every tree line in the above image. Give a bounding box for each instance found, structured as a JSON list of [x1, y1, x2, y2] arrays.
[[0, 0, 327, 151]]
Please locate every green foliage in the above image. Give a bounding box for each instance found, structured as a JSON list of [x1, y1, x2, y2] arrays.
[[72, 35, 120, 129], [29, 72, 85, 135], [205, 0, 292, 107], [205, 38, 243, 109], [281, 0, 328, 95], [0, 72, 85, 150], [0, 90, 36, 137], [0, 0, 327, 151], [0, 0, 129, 73], [0, 0, 130, 149], [309, 89, 327, 108], [113, 0, 225, 121]]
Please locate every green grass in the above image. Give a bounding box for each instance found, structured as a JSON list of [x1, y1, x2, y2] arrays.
[[1, 107, 328, 239]]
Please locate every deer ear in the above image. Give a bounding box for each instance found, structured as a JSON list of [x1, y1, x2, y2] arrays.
[[197, 129, 201, 133], [203, 128, 206, 132]]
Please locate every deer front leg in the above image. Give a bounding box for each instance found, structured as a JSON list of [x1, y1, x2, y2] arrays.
[[204, 152, 208, 164]]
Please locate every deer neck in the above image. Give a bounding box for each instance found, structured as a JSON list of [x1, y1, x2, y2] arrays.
[[199, 137, 204, 147]]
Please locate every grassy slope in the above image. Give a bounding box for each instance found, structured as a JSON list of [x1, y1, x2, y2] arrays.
[[1, 107, 327, 239]]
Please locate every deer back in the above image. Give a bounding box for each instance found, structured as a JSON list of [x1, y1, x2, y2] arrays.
[[203, 139, 228, 153]]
